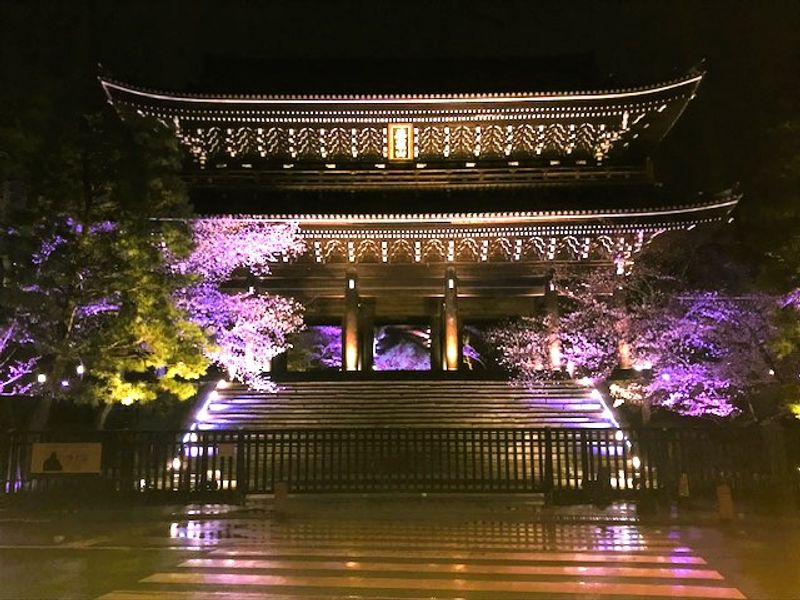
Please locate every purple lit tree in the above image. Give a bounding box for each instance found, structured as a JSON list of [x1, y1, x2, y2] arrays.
[[173, 219, 305, 390], [634, 293, 780, 418], [486, 269, 626, 383], [0, 321, 37, 397], [373, 326, 431, 371], [488, 260, 788, 420], [286, 326, 342, 371], [484, 313, 552, 381]]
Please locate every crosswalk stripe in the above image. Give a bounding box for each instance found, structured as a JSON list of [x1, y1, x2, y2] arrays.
[[208, 547, 707, 564], [98, 591, 443, 600], [141, 571, 747, 599], [180, 557, 722, 579]]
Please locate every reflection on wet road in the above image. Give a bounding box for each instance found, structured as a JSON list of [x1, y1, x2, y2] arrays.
[[98, 513, 746, 599]]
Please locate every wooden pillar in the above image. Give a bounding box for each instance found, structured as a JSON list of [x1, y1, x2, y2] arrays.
[[544, 274, 562, 370], [342, 272, 360, 371], [429, 300, 442, 371], [270, 351, 288, 376], [443, 268, 461, 371], [360, 299, 375, 371]]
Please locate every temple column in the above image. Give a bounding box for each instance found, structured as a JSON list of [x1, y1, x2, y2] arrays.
[[544, 273, 562, 370], [342, 272, 360, 371], [443, 268, 461, 371], [360, 299, 375, 371], [270, 351, 288, 375], [429, 299, 442, 371]]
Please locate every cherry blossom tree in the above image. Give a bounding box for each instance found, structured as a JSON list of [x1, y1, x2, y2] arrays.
[[485, 313, 553, 381], [488, 265, 788, 420], [173, 218, 306, 390], [0, 321, 37, 397], [486, 269, 625, 383], [635, 293, 780, 418], [286, 326, 342, 371]]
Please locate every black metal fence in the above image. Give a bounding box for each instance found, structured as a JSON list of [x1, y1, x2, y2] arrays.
[[2, 427, 798, 502]]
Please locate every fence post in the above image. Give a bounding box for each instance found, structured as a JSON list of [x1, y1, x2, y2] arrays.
[[236, 432, 248, 497], [1, 431, 12, 494], [759, 421, 793, 512], [544, 428, 554, 497], [580, 430, 590, 492]]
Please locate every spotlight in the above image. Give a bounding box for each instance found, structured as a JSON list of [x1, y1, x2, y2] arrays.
[[36, 373, 47, 384], [76, 364, 85, 375]]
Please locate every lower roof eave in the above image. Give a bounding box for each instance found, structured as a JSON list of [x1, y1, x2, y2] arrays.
[[184, 195, 739, 228]]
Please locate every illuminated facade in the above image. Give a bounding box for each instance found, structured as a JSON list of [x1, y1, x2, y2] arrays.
[[101, 69, 737, 378]]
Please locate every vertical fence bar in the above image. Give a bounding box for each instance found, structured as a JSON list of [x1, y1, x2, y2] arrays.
[[3, 427, 795, 502], [544, 428, 554, 494]]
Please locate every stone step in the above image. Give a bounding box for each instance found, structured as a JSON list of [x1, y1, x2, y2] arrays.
[[193, 379, 614, 431]]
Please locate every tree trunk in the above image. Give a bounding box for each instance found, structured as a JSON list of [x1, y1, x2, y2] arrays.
[[28, 396, 52, 430], [96, 403, 114, 430], [641, 397, 652, 425]]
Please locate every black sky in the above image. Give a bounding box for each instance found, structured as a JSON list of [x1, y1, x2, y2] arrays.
[[2, 0, 799, 198]]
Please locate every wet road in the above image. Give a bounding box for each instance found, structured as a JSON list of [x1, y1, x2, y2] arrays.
[[0, 498, 797, 599]]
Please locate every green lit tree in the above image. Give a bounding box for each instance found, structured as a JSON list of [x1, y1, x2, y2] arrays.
[[0, 85, 210, 427]]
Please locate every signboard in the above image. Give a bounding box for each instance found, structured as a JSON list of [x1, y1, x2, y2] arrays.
[[31, 443, 102, 474], [387, 123, 414, 161], [217, 443, 237, 459]]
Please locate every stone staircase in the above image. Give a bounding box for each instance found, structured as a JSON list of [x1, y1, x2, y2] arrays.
[[192, 380, 617, 430]]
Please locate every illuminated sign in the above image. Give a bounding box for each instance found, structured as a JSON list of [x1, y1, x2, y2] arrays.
[[388, 123, 413, 160]]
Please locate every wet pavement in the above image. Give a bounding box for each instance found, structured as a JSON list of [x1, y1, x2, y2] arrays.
[[0, 496, 798, 599]]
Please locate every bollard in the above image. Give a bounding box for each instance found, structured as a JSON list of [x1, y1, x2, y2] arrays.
[[716, 482, 734, 521], [678, 472, 690, 508], [274, 481, 289, 515]]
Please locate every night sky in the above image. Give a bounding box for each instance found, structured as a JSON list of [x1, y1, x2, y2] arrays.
[[2, 0, 799, 201]]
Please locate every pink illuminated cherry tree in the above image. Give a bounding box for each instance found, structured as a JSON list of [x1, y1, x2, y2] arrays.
[[486, 270, 625, 383], [0, 321, 37, 397], [488, 266, 785, 419], [173, 218, 306, 390], [632, 293, 780, 418]]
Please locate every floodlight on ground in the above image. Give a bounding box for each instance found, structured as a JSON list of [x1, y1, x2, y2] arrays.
[[36, 373, 46, 383]]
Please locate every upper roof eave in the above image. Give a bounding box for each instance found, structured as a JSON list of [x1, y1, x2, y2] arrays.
[[99, 70, 704, 107]]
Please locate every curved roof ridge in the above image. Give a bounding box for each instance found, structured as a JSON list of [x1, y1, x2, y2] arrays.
[[100, 70, 703, 105]]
